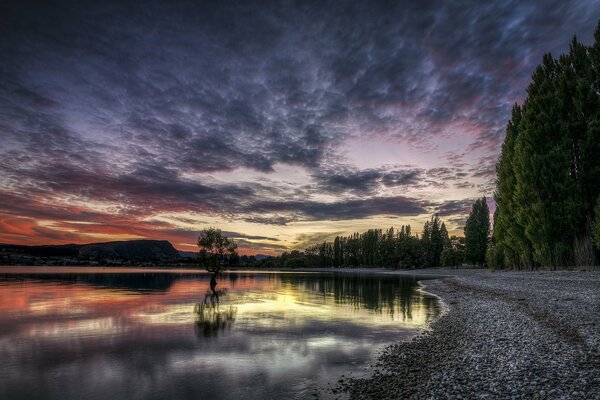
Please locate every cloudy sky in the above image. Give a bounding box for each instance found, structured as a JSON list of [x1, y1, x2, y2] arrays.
[[1, 0, 599, 254]]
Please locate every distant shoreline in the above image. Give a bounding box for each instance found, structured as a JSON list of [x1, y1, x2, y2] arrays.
[[1, 264, 592, 275]]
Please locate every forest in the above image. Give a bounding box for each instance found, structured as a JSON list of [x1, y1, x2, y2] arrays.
[[490, 22, 600, 269]]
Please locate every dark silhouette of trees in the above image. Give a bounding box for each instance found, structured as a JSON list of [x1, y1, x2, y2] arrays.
[[465, 197, 490, 266], [492, 21, 600, 269], [197, 227, 238, 273], [271, 214, 459, 269], [594, 196, 600, 249], [441, 235, 466, 267]]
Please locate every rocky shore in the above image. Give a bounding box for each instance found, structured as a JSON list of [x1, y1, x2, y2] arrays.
[[336, 270, 600, 399]]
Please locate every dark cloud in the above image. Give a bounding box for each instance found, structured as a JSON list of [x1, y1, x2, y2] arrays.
[[445, 152, 468, 169], [454, 182, 475, 189], [0, 0, 598, 249], [434, 199, 476, 217], [1, 149, 431, 227], [313, 167, 424, 195], [381, 169, 424, 187], [469, 155, 499, 179], [0, 157, 259, 221], [242, 216, 291, 226], [434, 197, 492, 230], [3, 0, 598, 176], [221, 232, 280, 242], [313, 169, 385, 195], [248, 196, 429, 223], [426, 167, 468, 181]]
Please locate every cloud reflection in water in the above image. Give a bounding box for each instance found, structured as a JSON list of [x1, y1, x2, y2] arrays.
[[0, 268, 440, 400]]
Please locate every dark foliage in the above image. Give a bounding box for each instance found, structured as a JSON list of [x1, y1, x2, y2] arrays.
[[465, 197, 490, 266], [267, 215, 460, 269], [197, 227, 239, 273], [493, 22, 600, 268]]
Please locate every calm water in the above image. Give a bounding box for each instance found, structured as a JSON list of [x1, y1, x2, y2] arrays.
[[0, 267, 440, 400]]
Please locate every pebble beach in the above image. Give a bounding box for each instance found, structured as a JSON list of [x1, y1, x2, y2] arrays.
[[336, 269, 600, 399]]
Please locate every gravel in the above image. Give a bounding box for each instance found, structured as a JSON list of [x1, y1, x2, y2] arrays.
[[334, 269, 600, 399]]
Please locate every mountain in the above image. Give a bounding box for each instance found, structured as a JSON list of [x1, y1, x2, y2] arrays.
[[0, 240, 180, 260], [78, 240, 180, 259]]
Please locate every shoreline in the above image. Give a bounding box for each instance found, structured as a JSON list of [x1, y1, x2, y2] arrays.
[[335, 269, 600, 399]]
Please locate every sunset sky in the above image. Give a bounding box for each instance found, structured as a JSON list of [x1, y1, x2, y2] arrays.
[[1, 1, 599, 254]]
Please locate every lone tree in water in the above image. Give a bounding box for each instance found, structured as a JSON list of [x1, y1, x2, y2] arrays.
[[465, 197, 490, 266], [197, 227, 238, 273]]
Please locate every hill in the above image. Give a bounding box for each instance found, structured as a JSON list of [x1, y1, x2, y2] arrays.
[[0, 239, 180, 260], [78, 240, 180, 259]]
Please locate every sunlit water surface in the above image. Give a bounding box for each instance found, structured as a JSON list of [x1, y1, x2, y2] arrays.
[[0, 267, 440, 399]]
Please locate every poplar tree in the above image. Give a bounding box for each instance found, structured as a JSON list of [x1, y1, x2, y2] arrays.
[[440, 222, 451, 249], [593, 196, 600, 248], [429, 215, 443, 267], [333, 236, 342, 266], [465, 197, 490, 266]]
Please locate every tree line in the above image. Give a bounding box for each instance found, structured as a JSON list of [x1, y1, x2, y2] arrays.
[[490, 22, 600, 269], [272, 214, 476, 269]]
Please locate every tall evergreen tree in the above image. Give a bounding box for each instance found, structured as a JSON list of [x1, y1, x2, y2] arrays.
[[333, 236, 342, 267], [465, 197, 490, 266], [594, 196, 600, 249], [440, 222, 451, 249], [429, 215, 444, 267], [494, 104, 533, 269]]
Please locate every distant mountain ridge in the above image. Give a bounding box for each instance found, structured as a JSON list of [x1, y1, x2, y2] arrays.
[[0, 240, 180, 260]]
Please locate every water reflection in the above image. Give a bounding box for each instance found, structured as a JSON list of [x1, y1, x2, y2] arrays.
[[194, 272, 237, 337], [0, 270, 179, 292], [0, 268, 440, 400]]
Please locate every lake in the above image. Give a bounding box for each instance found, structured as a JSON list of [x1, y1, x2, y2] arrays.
[[0, 267, 440, 399]]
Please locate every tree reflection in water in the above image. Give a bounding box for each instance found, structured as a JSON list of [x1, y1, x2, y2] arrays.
[[194, 272, 237, 337], [278, 273, 439, 323]]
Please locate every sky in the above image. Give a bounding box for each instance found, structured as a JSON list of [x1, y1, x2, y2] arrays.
[[1, 0, 599, 254]]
